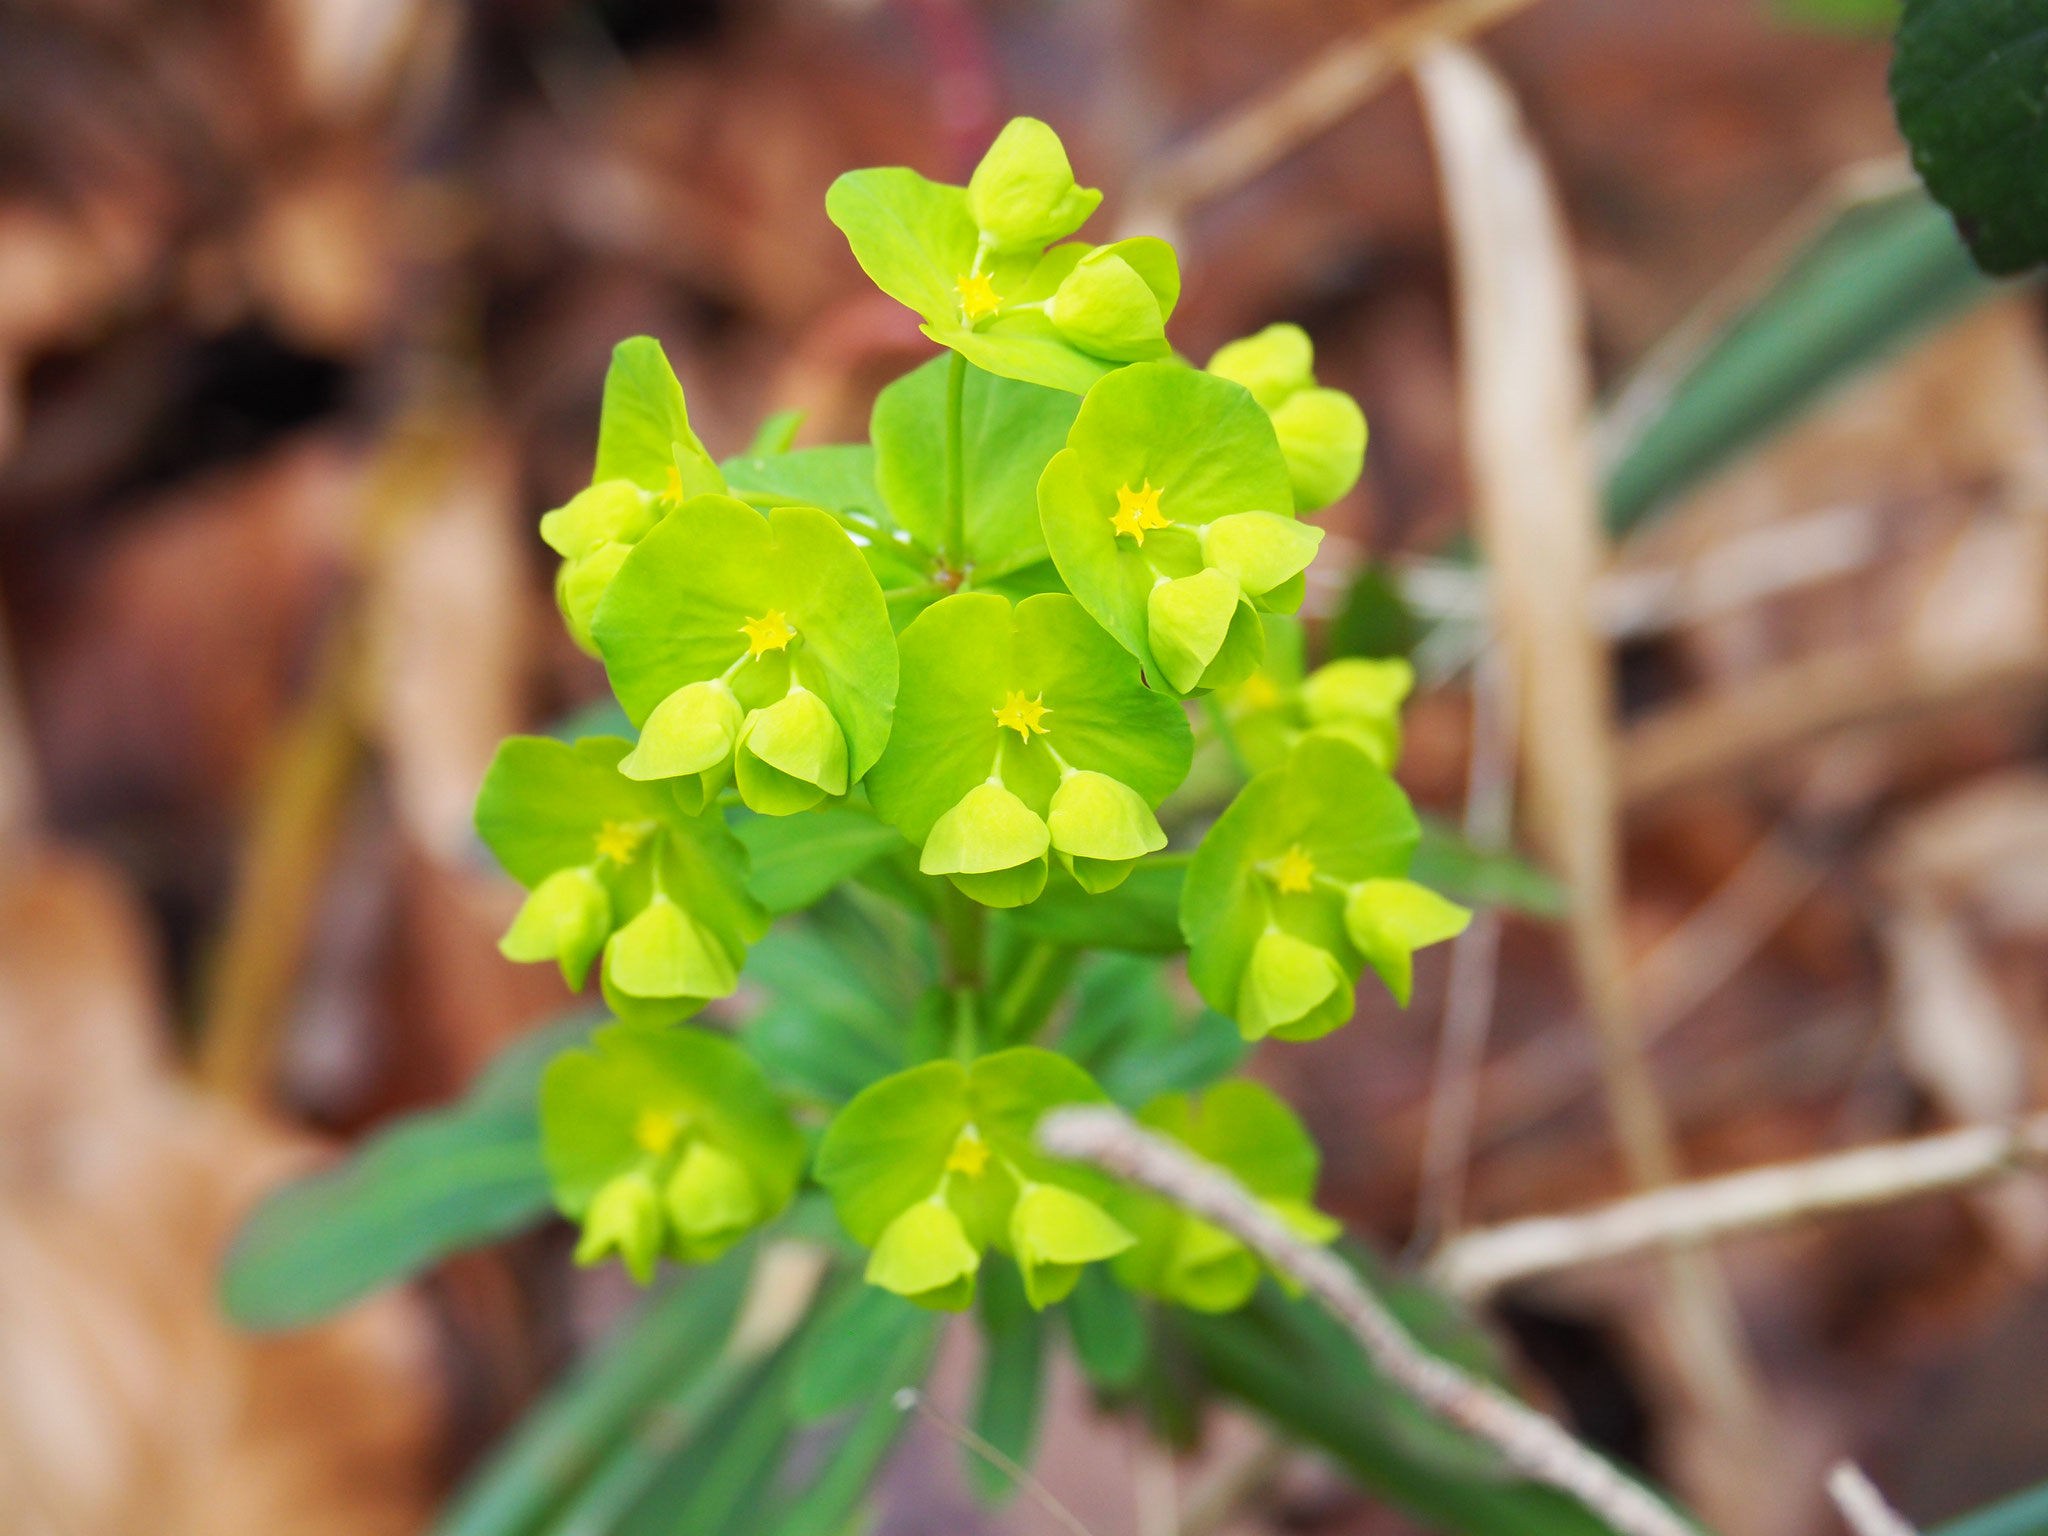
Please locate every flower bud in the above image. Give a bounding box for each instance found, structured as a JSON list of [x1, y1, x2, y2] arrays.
[[1010, 1183, 1134, 1309], [539, 480, 657, 560], [967, 117, 1103, 254], [557, 541, 632, 655], [1301, 657, 1411, 769], [1235, 927, 1352, 1042], [735, 687, 849, 816], [619, 680, 743, 782], [1049, 239, 1179, 362], [575, 1169, 665, 1284], [1343, 878, 1472, 1006], [1200, 512, 1324, 599], [606, 892, 740, 1003], [1271, 386, 1367, 512], [1147, 568, 1243, 694], [664, 1140, 763, 1260], [1206, 323, 1315, 411], [1164, 1214, 1259, 1313], [866, 1199, 980, 1311], [922, 782, 1051, 909], [499, 866, 612, 989]]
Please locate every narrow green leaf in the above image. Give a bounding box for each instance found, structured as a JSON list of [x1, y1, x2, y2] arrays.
[[222, 1018, 595, 1331], [1061, 1265, 1147, 1391], [434, 1245, 754, 1536], [969, 1258, 1048, 1503], [734, 806, 907, 914], [791, 1282, 927, 1423], [1008, 856, 1188, 954], [1410, 819, 1567, 919]]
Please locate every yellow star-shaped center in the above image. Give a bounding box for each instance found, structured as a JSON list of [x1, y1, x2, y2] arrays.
[[1111, 479, 1171, 544], [595, 820, 649, 864], [946, 1130, 990, 1178], [956, 271, 1001, 322], [1273, 844, 1317, 895], [740, 609, 797, 657], [994, 690, 1051, 739]]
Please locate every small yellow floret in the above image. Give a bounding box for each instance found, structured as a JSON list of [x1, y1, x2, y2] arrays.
[[595, 820, 649, 863], [1273, 844, 1317, 895], [1236, 671, 1283, 712], [635, 1108, 682, 1155], [1111, 480, 1171, 544], [993, 690, 1051, 740], [956, 272, 1001, 322], [946, 1131, 990, 1178], [740, 609, 797, 657], [664, 463, 684, 502]]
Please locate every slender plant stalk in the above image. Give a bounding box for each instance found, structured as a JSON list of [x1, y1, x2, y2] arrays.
[[944, 347, 968, 570], [1038, 1105, 1707, 1536]]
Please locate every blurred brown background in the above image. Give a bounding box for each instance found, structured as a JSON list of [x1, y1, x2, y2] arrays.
[[4, 0, 2048, 1533]]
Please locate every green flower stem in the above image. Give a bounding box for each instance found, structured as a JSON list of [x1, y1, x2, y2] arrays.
[[1200, 695, 1252, 780], [939, 882, 986, 1062], [944, 347, 967, 570], [989, 940, 1070, 1045]]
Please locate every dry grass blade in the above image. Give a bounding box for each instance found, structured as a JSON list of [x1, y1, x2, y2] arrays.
[[1121, 0, 1543, 236], [1413, 39, 1766, 1446]]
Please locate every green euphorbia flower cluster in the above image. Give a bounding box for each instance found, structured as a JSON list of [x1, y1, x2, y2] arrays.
[[479, 117, 1474, 1310]]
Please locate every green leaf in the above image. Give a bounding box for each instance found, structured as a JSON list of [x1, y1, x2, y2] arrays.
[[814, 1058, 973, 1247], [826, 167, 981, 336], [433, 1245, 754, 1536], [969, 1257, 1049, 1503], [1009, 855, 1189, 954], [791, 1281, 928, 1422], [747, 408, 804, 457], [740, 907, 928, 1104], [1411, 818, 1567, 918], [1181, 734, 1422, 1041], [1060, 1264, 1148, 1391], [1776, 0, 1897, 29], [1038, 361, 1301, 694], [1892, 0, 2048, 276], [594, 336, 722, 495], [593, 494, 899, 798], [1060, 953, 1247, 1106], [1602, 184, 2003, 532], [475, 735, 679, 891], [222, 1018, 594, 1331], [872, 354, 1080, 567], [734, 805, 906, 914]]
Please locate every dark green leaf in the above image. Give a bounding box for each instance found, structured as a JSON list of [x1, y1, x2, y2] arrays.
[[1935, 1478, 2048, 1536], [1327, 563, 1419, 660], [1411, 819, 1567, 919], [791, 1282, 927, 1423], [1893, 0, 2048, 275], [222, 1018, 595, 1331], [734, 805, 907, 914], [970, 1258, 1048, 1503], [1008, 856, 1188, 953], [1061, 1265, 1147, 1391]]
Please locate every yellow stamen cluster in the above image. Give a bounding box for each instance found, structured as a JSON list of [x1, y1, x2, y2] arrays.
[[1111, 480, 1171, 544], [595, 820, 650, 864], [946, 1131, 990, 1177], [994, 690, 1052, 739], [956, 272, 1001, 322], [1273, 844, 1318, 895], [740, 609, 797, 657], [635, 1108, 682, 1155]]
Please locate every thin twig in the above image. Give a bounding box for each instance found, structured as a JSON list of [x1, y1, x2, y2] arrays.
[[895, 1388, 1097, 1536], [1431, 1111, 2048, 1299], [1123, 0, 1545, 235], [1409, 638, 1516, 1254], [1038, 1107, 1706, 1536], [1828, 1463, 1920, 1536]]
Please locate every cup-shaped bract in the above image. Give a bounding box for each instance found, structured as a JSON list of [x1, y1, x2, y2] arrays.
[[543, 338, 727, 653], [475, 735, 769, 1019], [1343, 878, 1472, 1006], [1206, 323, 1367, 513], [814, 1049, 1118, 1311], [1301, 656, 1414, 770], [864, 591, 1190, 909], [1108, 1081, 1337, 1313], [542, 1024, 805, 1279], [1048, 239, 1180, 363], [499, 866, 613, 989], [827, 119, 1175, 395], [1038, 362, 1319, 696], [967, 116, 1104, 254], [593, 494, 896, 817], [1009, 1182, 1134, 1309], [1180, 734, 1425, 1041], [1045, 769, 1168, 893]]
